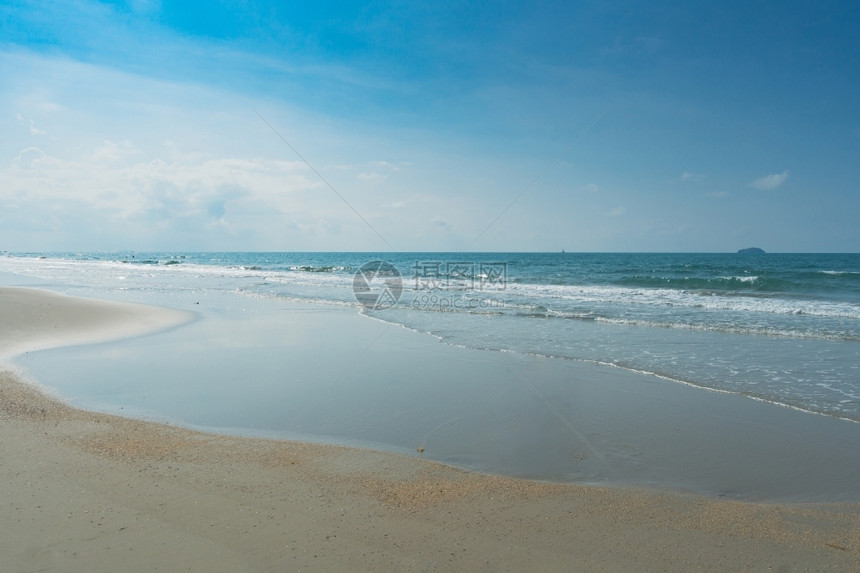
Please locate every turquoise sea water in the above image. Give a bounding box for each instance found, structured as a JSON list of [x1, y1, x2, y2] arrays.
[[2, 251, 859, 422]]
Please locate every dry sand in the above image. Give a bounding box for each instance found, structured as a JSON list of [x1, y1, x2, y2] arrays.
[[1, 288, 858, 571]]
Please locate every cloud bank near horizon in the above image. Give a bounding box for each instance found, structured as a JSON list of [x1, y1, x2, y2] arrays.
[[1, 1, 858, 252]]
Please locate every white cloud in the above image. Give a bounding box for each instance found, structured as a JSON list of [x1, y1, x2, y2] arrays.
[[1, 52, 476, 250], [357, 172, 386, 181], [29, 120, 45, 135], [607, 206, 626, 217], [582, 183, 599, 193], [92, 139, 134, 162], [1, 145, 321, 227], [749, 170, 790, 190]]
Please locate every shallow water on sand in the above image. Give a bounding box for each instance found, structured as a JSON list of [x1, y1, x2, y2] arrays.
[[10, 286, 860, 502]]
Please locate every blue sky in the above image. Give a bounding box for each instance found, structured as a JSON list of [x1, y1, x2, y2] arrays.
[[1, 1, 858, 252]]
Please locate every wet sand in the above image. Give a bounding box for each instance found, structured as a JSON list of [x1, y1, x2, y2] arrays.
[[1, 287, 859, 571], [0, 287, 193, 360]]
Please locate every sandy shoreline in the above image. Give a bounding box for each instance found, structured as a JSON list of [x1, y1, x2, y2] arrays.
[[1, 287, 859, 570], [3, 371, 859, 572], [0, 287, 193, 360]]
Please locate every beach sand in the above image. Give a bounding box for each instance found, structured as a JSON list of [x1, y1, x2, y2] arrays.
[[1, 288, 858, 571], [0, 287, 193, 360]]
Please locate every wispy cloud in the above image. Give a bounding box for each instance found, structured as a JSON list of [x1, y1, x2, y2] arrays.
[[607, 205, 626, 217], [432, 217, 452, 231], [37, 102, 61, 112], [679, 171, 704, 183], [369, 160, 400, 170], [91, 139, 135, 163], [28, 119, 46, 135], [749, 170, 790, 190], [357, 172, 387, 182]]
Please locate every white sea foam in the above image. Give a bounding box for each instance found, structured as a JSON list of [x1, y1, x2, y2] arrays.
[[720, 275, 759, 283], [505, 283, 860, 320]]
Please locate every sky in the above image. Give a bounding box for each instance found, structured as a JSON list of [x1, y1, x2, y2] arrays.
[[1, 1, 858, 252]]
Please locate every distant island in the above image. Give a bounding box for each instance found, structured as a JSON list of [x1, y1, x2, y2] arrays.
[[737, 247, 766, 254]]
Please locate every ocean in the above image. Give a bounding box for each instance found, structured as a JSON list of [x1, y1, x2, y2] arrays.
[[2, 251, 858, 424]]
